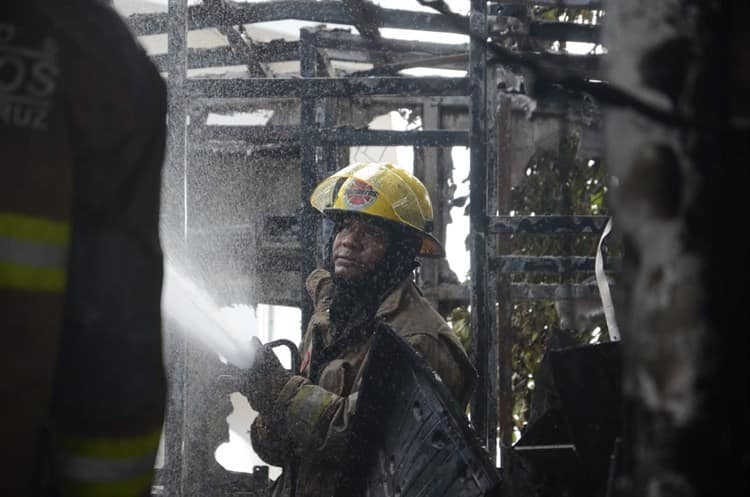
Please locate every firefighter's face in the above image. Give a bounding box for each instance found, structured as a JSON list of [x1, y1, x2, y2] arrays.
[[332, 217, 389, 280]]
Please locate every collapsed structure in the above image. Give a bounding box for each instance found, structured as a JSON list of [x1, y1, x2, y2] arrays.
[[124, 1, 616, 495]]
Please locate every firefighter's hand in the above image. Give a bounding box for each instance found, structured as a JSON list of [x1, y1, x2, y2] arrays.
[[245, 337, 292, 415]]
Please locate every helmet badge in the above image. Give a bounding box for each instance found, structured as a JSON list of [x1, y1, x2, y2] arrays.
[[343, 179, 378, 210]]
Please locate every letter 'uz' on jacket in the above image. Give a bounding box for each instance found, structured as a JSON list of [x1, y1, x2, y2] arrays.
[[0, 1, 167, 496], [251, 269, 477, 497]]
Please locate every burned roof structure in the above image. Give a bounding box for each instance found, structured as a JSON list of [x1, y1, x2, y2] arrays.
[[121, 1, 622, 495]]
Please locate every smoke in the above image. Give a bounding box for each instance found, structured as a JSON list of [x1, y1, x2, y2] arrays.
[[162, 260, 258, 369]]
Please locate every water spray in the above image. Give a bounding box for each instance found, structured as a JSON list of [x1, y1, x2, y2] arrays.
[[161, 261, 258, 369]]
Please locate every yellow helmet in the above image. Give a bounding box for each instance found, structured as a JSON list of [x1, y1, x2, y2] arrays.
[[310, 162, 444, 257]]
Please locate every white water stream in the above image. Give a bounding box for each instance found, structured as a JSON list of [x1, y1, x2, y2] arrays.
[[161, 262, 258, 369], [157, 261, 272, 474]]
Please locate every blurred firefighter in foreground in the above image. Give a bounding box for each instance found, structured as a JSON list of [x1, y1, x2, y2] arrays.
[[1, 1, 167, 495], [244, 163, 477, 497]]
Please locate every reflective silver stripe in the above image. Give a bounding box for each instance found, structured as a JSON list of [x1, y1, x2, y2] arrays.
[[289, 385, 337, 429], [0, 234, 68, 269], [59, 452, 156, 483]]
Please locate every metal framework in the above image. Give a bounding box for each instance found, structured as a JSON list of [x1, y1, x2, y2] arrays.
[[123, 1, 611, 495]]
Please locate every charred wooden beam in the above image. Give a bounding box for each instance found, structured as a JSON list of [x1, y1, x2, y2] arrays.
[[312, 29, 468, 56], [153, 46, 237, 71], [152, 40, 300, 72], [126, 0, 468, 36], [347, 54, 468, 77], [193, 125, 299, 142], [339, 0, 391, 69], [326, 51, 467, 71], [491, 20, 599, 44], [158, 1, 188, 492], [468, 0, 496, 461], [127, 12, 169, 36], [186, 96, 470, 126], [489, 255, 620, 273], [245, 38, 300, 62], [193, 125, 468, 146], [342, 0, 382, 43], [489, 51, 601, 79], [200, 1, 266, 75], [193, 143, 300, 159], [298, 28, 318, 332], [216, 24, 267, 76], [317, 128, 468, 146], [189, 97, 298, 114], [186, 95, 467, 113], [489, 215, 610, 234], [299, 28, 335, 77], [184, 76, 470, 98], [497, 0, 602, 8]]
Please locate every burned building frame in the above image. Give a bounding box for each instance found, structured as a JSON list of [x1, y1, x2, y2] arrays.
[[124, 1, 613, 495]]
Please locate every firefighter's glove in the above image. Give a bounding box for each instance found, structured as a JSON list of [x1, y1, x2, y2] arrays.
[[245, 337, 292, 416]]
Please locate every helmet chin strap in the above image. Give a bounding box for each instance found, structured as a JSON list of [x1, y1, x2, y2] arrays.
[[322, 216, 337, 273]]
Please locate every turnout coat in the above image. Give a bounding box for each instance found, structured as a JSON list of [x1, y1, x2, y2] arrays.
[[251, 269, 477, 497]]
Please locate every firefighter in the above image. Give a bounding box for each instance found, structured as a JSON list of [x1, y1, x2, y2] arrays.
[[1, 1, 166, 495], [244, 162, 477, 497]]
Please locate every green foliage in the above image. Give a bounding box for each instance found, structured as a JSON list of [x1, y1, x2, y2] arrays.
[[449, 306, 472, 354], [449, 132, 616, 438], [507, 134, 611, 434]]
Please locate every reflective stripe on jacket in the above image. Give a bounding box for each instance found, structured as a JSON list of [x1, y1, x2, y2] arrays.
[[0, 213, 70, 292], [1, 1, 167, 495], [55, 429, 163, 497], [0, 3, 73, 489]]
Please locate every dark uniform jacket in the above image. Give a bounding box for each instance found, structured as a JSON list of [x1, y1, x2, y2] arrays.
[[1, 1, 166, 493], [251, 269, 477, 497]]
